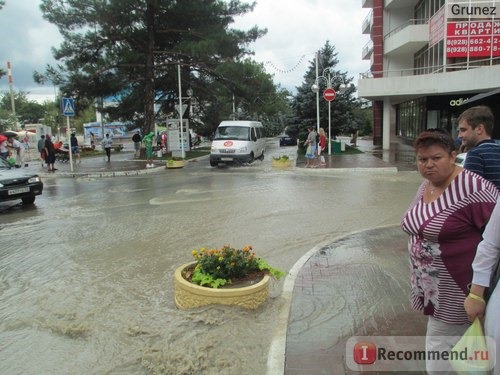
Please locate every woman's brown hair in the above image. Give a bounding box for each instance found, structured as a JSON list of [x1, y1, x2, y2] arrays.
[[413, 129, 456, 154]]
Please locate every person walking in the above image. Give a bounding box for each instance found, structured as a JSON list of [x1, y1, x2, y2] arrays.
[[318, 127, 327, 166], [70, 133, 81, 164], [304, 126, 317, 168], [464, 198, 500, 375], [142, 131, 155, 168], [44, 134, 56, 171], [102, 133, 112, 162], [0, 135, 9, 160], [132, 130, 142, 158], [37, 135, 46, 166], [401, 129, 498, 374], [6, 136, 22, 168], [457, 105, 500, 190], [90, 132, 95, 150]]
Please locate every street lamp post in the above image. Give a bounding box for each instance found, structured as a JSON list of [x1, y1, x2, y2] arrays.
[[311, 67, 350, 155]]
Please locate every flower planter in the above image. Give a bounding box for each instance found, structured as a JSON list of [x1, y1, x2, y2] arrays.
[[272, 159, 292, 168], [166, 160, 185, 169], [174, 262, 270, 310]]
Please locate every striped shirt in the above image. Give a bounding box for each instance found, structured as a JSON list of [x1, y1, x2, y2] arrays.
[[464, 139, 500, 190], [401, 169, 498, 324]]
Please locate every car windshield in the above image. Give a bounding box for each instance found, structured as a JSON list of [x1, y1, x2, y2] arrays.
[[213, 126, 251, 141]]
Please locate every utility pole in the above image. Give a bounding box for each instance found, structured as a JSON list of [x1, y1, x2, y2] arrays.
[[7, 61, 17, 129]]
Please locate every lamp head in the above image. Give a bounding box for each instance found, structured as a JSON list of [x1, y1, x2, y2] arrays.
[[311, 84, 320, 93]]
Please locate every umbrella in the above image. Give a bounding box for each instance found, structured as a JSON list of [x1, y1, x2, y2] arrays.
[[1, 130, 18, 138]]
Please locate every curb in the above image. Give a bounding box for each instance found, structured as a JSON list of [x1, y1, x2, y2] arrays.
[[265, 224, 403, 375]]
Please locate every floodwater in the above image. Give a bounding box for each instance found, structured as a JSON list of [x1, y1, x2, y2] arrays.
[[0, 141, 422, 374]]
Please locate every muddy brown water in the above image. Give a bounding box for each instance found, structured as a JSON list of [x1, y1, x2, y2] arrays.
[[0, 141, 422, 374]]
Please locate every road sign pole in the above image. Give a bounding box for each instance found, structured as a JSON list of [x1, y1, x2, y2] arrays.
[[62, 97, 75, 172], [328, 101, 332, 155], [67, 116, 74, 172]]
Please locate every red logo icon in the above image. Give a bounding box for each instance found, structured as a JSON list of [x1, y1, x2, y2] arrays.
[[353, 342, 377, 364], [223, 141, 233, 147]]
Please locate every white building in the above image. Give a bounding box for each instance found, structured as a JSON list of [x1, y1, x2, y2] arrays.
[[358, 0, 500, 150]]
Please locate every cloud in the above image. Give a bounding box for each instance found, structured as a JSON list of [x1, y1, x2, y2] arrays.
[[0, 0, 62, 99], [0, 0, 370, 102]]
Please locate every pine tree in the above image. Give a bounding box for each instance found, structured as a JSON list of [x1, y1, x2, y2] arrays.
[[291, 41, 357, 142], [35, 0, 268, 135]]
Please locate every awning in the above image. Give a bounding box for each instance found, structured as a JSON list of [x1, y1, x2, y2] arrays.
[[461, 88, 500, 106]]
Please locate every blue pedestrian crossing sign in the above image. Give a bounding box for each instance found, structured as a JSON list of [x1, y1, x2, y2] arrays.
[[62, 97, 75, 117]]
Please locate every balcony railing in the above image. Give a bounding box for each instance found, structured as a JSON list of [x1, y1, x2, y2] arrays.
[[384, 19, 427, 40], [362, 10, 373, 34], [362, 40, 374, 60], [359, 56, 500, 79]]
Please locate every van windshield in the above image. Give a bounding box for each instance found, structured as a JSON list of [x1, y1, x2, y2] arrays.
[[213, 126, 251, 141]]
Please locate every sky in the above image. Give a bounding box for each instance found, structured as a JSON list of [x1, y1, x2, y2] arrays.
[[0, 0, 371, 104]]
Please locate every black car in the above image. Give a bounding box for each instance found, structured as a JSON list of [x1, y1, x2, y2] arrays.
[[0, 157, 43, 205], [279, 136, 297, 146]]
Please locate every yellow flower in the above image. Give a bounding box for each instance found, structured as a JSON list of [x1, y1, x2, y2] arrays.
[[192, 250, 198, 256], [218, 256, 224, 261]]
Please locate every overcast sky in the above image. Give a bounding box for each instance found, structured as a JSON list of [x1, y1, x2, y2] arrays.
[[0, 0, 371, 103]]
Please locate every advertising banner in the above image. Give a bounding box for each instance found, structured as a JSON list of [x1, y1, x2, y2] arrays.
[[445, 0, 500, 58]]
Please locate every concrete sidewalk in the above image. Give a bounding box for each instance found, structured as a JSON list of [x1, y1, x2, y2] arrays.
[[280, 226, 427, 375]]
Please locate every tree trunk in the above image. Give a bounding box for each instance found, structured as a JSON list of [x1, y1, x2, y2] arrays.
[[143, 1, 156, 135]]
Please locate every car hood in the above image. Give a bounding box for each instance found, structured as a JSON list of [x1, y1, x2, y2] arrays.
[[0, 168, 40, 181]]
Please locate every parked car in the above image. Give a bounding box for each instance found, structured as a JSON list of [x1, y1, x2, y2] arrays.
[[0, 157, 43, 205], [279, 136, 297, 146]]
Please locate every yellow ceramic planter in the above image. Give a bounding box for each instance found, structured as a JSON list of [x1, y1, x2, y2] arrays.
[[271, 159, 292, 168], [174, 262, 270, 310], [166, 160, 185, 169]]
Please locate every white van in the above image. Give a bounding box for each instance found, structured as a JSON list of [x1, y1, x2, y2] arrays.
[[210, 121, 266, 167]]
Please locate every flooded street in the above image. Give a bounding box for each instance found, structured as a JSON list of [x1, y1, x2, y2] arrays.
[[0, 141, 422, 374]]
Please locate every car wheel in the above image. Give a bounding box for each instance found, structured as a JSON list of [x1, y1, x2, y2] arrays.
[[258, 152, 264, 161], [22, 196, 36, 205], [210, 160, 218, 167], [248, 152, 254, 163]]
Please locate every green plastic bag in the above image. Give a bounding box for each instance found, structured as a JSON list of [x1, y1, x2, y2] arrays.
[[449, 318, 490, 374], [7, 156, 16, 166]]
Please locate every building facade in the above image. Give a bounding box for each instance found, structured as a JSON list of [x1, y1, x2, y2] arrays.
[[358, 0, 500, 150]]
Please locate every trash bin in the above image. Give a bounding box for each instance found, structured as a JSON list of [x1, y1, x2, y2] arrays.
[[331, 140, 341, 154]]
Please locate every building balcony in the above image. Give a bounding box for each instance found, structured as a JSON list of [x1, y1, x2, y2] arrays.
[[362, 11, 373, 34], [362, 40, 374, 60], [358, 63, 500, 101], [384, 20, 428, 55], [362, 0, 373, 9], [385, 0, 420, 10]]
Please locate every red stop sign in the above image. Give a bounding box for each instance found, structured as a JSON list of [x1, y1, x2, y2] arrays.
[[323, 88, 336, 101]]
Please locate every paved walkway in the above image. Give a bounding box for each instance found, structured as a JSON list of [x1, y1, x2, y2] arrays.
[[22, 139, 425, 374]]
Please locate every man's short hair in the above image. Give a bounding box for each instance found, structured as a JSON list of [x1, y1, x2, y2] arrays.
[[457, 105, 494, 135]]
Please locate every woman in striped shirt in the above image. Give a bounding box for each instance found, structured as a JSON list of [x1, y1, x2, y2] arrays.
[[401, 129, 498, 374]]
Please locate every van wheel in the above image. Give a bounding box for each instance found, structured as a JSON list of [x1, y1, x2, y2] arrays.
[[258, 152, 264, 161], [210, 160, 218, 167], [248, 152, 254, 163]]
